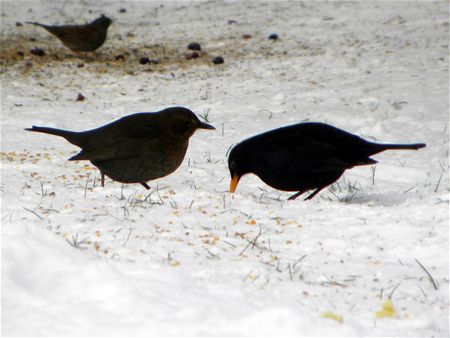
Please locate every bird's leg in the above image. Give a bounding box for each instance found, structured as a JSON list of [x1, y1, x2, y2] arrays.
[[288, 189, 309, 200], [141, 182, 151, 190], [101, 172, 105, 187], [304, 186, 327, 200]]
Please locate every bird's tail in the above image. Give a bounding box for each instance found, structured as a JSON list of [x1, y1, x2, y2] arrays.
[[25, 21, 48, 28], [379, 143, 426, 151], [25, 126, 82, 146]]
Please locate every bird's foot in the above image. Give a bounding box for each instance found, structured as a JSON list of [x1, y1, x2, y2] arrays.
[[304, 187, 326, 200], [288, 189, 308, 200], [141, 182, 151, 190]]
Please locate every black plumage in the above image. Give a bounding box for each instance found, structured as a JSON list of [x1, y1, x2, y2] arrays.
[[26, 107, 215, 189], [228, 122, 426, 200]]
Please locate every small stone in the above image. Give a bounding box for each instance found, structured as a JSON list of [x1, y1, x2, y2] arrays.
[[228, 19, 237, 25], [119, 8, 127, 13], [185, 52, 199, 60], [268, 33, 279, 40], [29, 37, 36, 42], [187, 42, 201, 51], [16, 22, 23, 27], [139, 56, 150, 65], [17, 51, 24, 57], [30, 47, 45, 56], [115, 54, 125, 60], [77, 63, 84, 68], [242, 34, 252, 39], [212, 56, 224, 64], [76, 93, 85, 101]]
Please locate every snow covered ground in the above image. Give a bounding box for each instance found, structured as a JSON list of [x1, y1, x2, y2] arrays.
[[1, 0, 449, 336]]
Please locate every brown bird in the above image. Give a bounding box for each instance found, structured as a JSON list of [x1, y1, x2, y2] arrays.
[[228, 122, 426, 201], [26, 107, 215, 189], [26, 14, 112, 52]]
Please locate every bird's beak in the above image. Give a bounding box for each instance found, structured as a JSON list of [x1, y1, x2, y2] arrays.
[[198, 121, 215, 130], [230, 174, 240, 193]]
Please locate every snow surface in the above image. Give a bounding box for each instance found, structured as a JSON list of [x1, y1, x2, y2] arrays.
[[1, 0, 449, 336]]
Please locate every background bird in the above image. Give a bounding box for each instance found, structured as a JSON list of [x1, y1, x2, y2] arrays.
[[228, 122, 426, 201], [26, 14, 112, 52], [26, 107, 215, 189]]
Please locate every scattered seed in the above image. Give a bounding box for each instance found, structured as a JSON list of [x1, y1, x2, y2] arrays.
[[212, 56, 224, 64], [187, 42, 201, 51], [185, 52, 199, 60], [139, 56, 150, 65], [30, 47, 45, 56]]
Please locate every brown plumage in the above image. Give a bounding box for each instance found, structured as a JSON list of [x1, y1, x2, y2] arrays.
[[26, 14, 112, 52], [26, 107, 215, 189]]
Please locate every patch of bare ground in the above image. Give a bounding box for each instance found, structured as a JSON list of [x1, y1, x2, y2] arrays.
[[0, 31, 325, 77], [0, 33, 249, 76]]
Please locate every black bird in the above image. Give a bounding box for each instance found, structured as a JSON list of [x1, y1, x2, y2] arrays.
[[26, 14, 112, 52], [228, 122, 426, 200], [26, 107, 215, 189]]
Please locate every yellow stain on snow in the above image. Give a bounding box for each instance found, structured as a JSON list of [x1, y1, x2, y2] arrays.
[[375, 299, 397, 319], [169, 260, 180, 267], [321, 311, 343, 323]]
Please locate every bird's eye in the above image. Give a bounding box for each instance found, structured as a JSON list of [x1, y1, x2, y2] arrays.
[[182, 120, 192, 131], [174, 119, 193, 133], [229, 160, 236, 173]]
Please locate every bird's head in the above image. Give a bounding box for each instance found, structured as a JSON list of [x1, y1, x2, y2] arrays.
[[165, 107, 215, 139], [93, 15, 112, 29], [228, 143, 251, 193]]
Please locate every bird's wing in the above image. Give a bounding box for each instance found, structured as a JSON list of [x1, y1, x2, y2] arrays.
[[69, 122, 161, 162], [261, 137, 353, 173]]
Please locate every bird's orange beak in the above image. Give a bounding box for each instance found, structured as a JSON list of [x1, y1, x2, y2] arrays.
[[230, 175, 240, 193]]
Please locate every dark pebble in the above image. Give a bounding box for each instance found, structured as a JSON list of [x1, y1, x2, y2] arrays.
[[268, 33, 279, 40], [242, 34, 252, 39], [30, 47, 45, 56], [77, 63, 84, 68], [119, 8, 127, 13], [140, 56, 150, 65], [115, 54, 125, 60], [29, 37, 36, 42], [185, 52, 199, 60], [212, 56, 224, 64], [16, 22, 23, 27], [17, 51, 24, 57], [76, 93, 85, 101], [228, 19, 237, 24], [187, 42, 201, 51]]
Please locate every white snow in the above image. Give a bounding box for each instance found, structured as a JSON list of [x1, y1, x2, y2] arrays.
[[1, 0, 449, 336]]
